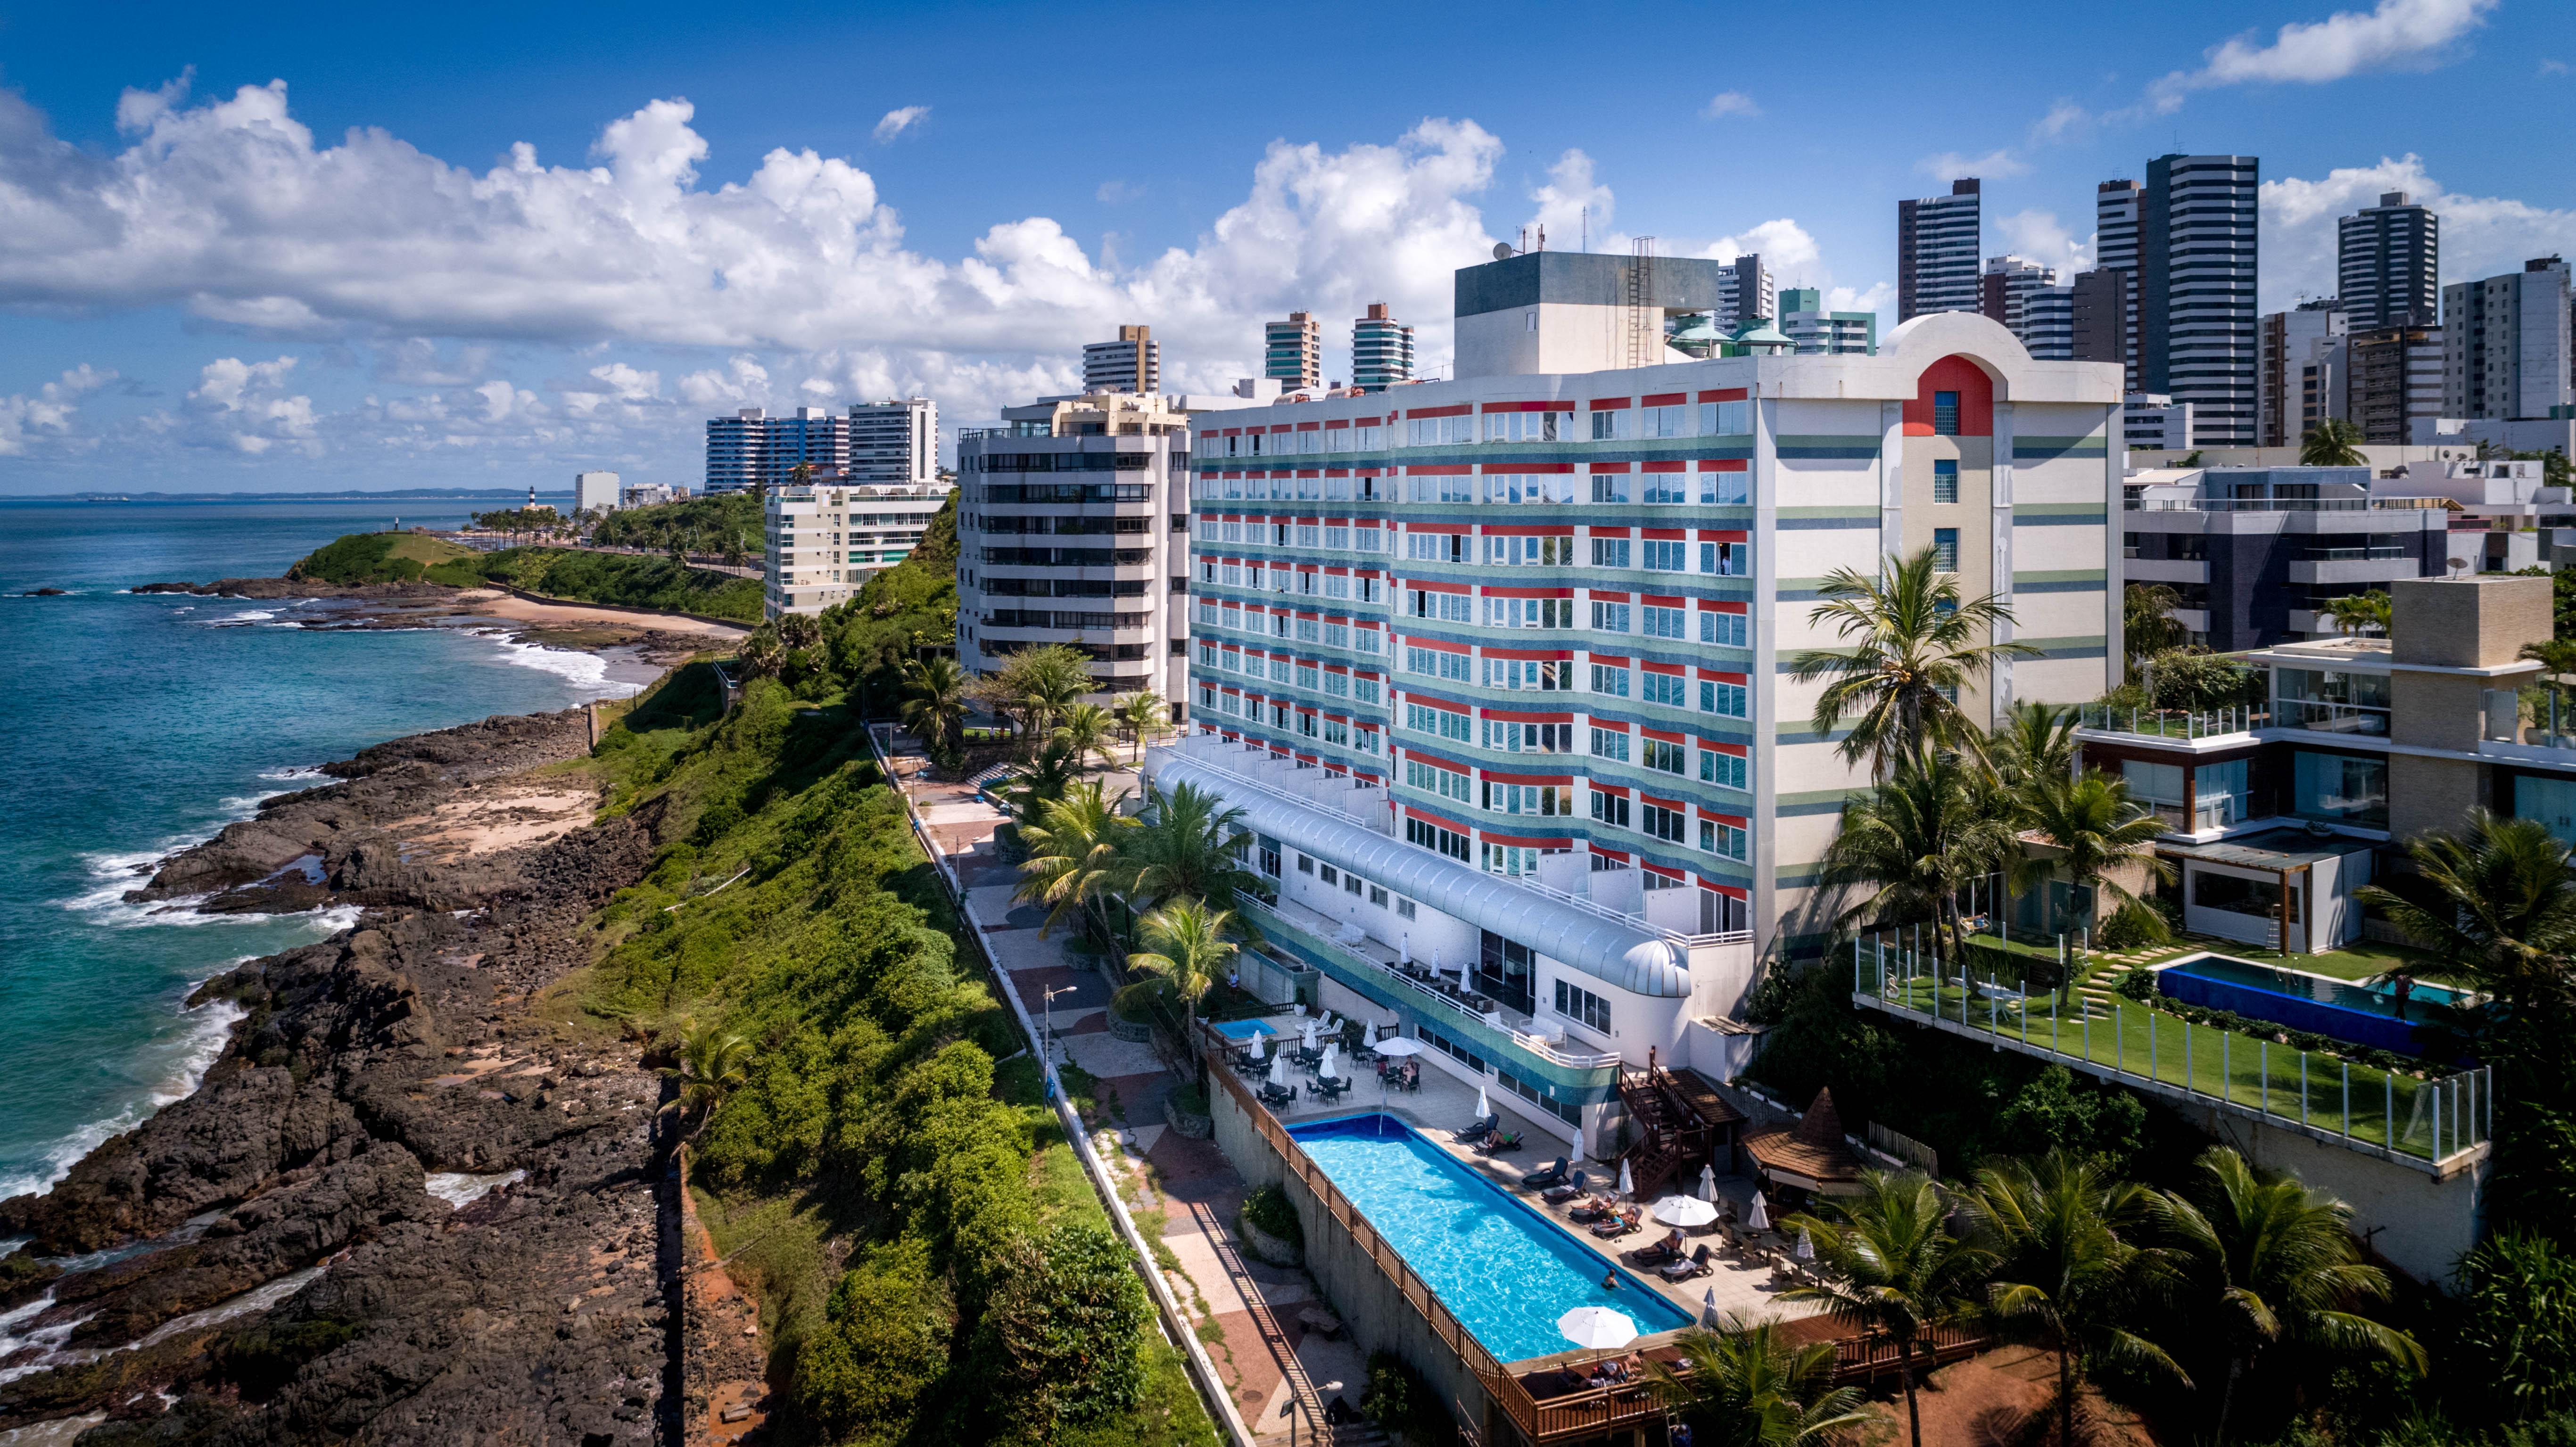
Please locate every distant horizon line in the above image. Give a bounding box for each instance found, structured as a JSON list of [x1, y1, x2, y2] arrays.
[[4, 488, 584, 502]]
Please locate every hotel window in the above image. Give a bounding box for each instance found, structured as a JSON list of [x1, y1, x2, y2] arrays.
[[1295, 664, 1320, 691], [1554, 979, 1613, 1034], [1641, 803, 1687, 843], [1324, 670, 1350, 697], [1296, 617, 1321, 642], [1643, 738, 1686, 774], [1324, 525, 1350, 550], [1590, 726, 1631, 762], [1406, 816, 1471, 861], [1592, 601, 1632, 633], [1324, 574, 1352, 599], [1699, 469, 1749, 505], [1405, 759, 1472, 803], [1642, 540, 1687, 572], [1643, 473, 1689, 504], [1268, 657, 1291, 684], [1410, 588, 1472, 622], [1486, 410, 1568, 443], [1702, 541, 1746, 576], [1324, 621, 1350, 649], [1326, 428, 1352, 453], [1643, 672, 1688, 708], [1701, 680, 1747, 717], [1641, 404, 1688, 438], [1932, 529, 1959, 572], [1591, 409, 1630, 441], [1354, 678, 1381, 704], [1486, 534, 1577, 566], [1932, 459, 1959, 504], [1589, 788, 1630, 828], [1484, 782, 1572, 817], [1700, 611, 1747, 647], [1590, 664, 1631, 698], [1643, 605, 1686, 639], [1699, 400, 1751, 436], [1591, 473, 1632, 503], [1933, 390, 1960, 435], [1702, 821, 1747, 858], [1407, 531, 1468, 562], [1701, 749, 1747, 789], [1592, 538, 1633, 568], [1324, 718, 1349, 746], [1406, 702, 1471, 741]]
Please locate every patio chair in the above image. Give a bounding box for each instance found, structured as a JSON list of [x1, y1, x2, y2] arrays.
[[1590, 1206, 1643, 1239], [1478, 1131, 1523, 1155], [1520, 1156, 1570, 1190], [1455, 1115, 1499, 1144], [1659, 1245, 1715, 1282], [1568, 1195, 1617, 1224], [1540, 1181, 1585, 1205], [1632, 1230, 1686, 1267]]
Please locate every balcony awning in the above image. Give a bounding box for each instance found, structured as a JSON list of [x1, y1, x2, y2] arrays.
[[1152, 757, 1691, 998]]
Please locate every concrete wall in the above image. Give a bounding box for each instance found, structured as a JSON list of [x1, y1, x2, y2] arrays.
[[2388, 752, 2487, 840], [2166, 1095, 2489, 1286], [1206, 1079, 1501, 1439], [2392, 576, 2552, 668]]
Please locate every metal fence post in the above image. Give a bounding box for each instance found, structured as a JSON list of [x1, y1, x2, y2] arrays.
[[2259, 1040, 2267, 1118], [2385, 1074, 2395, 1153], [2343, 1061, 2352, 1140], [2301, 1052, 2309, 1129]]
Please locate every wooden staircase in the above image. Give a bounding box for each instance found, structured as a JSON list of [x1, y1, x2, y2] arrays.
[[1615, 1050, 1716, 1200]]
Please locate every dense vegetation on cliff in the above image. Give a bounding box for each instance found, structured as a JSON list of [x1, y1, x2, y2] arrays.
[[589, 492, 762, 557], [560, 536, 1194, 1445], [430, 547, 765, 621], [282, 531, 479, 583]]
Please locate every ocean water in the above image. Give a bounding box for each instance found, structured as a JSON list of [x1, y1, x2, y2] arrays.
[[0, 501, 648, 1201]]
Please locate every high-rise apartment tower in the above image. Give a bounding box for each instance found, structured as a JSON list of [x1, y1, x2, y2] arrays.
[[1083, 326, 1161, 395], [1897, 179, 1982, 321], [1352, 304, 1416, 392], [1266, 312, 1323, 393], [2339, 192, 2440, 330]]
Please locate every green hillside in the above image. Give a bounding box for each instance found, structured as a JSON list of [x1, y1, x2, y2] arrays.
[[282, 531, 479, 584]]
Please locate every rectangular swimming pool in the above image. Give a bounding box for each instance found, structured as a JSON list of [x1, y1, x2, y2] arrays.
[[1212, 1019, 1286, 1042], [2154, 954, 2462, 1056], [1288, 1114, 1692, 1363]]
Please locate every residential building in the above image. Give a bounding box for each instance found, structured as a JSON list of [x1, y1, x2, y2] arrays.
[[1713, 254, 1775, 332], [1352, 303, 1417, 392], [2094, 180, 2144, 391], [849, 397, 940, 488], [1162, 306, 2122, 1158], [2124, 394, 2193, 452], [2120, 460, 2567, 650], [2138, 155, 2261, 447], [1083, 325, 1161, 396], [2020, 286, 2075, 362], [954, 392, 1203, 700], [762, 472, 955, 617], [1979, 255, 2056, 339], [2338, 191, 2440, 330], [1776, 288, 1876, 355], [573, 470, 620, 513], [1896, 178, 1982, 321], [2300, 332, 2354, 441], [1453, 251, 1742, 379], [2348, 324, 2445, 445], [705, 409, 770, 495], [2443, 256, 2575, 422], [2258, 301, 2349, 447], [2069, 268, 2129, 370], [703, 406, 852, 496], [619, 481, 687, 510], [1266, 312, 1323, 394]]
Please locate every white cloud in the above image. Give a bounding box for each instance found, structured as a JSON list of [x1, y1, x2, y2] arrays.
[[0, 364, 112, 456], [1524, 149, 1613, 251], [1827, 283, 1894, 315], [678, 355, 773, 406], [588, 362, 660, 401], [188, 355, 317, 453], [1096, 179, 1144, 205], [1701, 91, 1760, 119], [2541, 58, 2569, 75], [2150, 0, 2496, 111], [1994, 209, 2091, 277], [1701, 218, 1822, 280], [0, 84, 1507, 406], [1916, 149, 2026, 181], [2029, 100, 2089, 144], [2260, 155, 2576, 312], [873, 106, 928, 142]]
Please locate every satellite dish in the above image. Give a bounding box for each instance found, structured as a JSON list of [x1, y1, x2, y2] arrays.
[[1492, 241, 1514, 261]]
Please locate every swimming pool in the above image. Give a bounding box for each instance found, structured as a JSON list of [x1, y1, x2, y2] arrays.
[[2154, 954, 2463, 1056], [1288, 1114, 1692, 1363], [1212, 1019, 1288, 1042]]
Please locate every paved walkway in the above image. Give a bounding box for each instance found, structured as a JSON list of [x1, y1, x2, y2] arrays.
[[891, 750, 1366, 1444]]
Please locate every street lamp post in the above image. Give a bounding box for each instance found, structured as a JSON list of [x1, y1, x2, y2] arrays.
[[1041, 983, 1076, 1096]]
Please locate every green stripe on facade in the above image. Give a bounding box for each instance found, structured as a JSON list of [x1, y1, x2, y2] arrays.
[[2013, 435, 2110, 461], [2015, 634, 2109, 659], [2011, 503, 2107, 525]]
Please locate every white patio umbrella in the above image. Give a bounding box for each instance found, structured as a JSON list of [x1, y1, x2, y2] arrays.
[[1370, 1035, 1423, 1108], [1697, 1163, 1718, 1203], [1399, 931, 1412, 965], [1432, 946, 1445, 979], [1616, 1158, 1635, 1199], [1651, 1195, 1719, 1229], [1267, 1052, 1289, 1089], [1747, 1191, 1771, 1232], [1303, 1019, 1319, 1050], [1319, 1043, 1339, 1082], [1473, 1085, 1491, 1125], [1362, 1019, 1379, 1049], [1699, 1287, 1723, 1329], [1795, 1225, 1816, 1262], [1556, 1306, 1638, 1369]]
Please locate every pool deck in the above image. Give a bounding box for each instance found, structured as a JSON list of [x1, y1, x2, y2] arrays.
[[1255, 1065, 1824, 1355]]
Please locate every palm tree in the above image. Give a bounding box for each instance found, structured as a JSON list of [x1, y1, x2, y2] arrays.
[[2320, 590, 2392, 639], [1000, 741, 1082, 824], [777, 611, 822, 654], [657, 1022, 752, 1142], [1990, 700, 2079, 793], [2355, 810, 2576, 1019], [737, 628, 784, 681], [899, 655, 971, 761], [2124, 583, 2188, 666], [1114, 691, 1169, 764], [1965, 1151, 2184, 1447], [1126, 898, 1241, 1025], [1788, 545, 2039, 773], [1783, 1171, 1993, 1447], [2158, 1147, 2425, 1446], [2300, 418, 2367, 467], [1014, 780, 1137, 939], [1642, 1316, 1876, 1447], [1054, 701, 1121, 772], [2012, 773, 2175, 955], [1126, 781, 1269, 937], [1817, 745, 2022, 962]]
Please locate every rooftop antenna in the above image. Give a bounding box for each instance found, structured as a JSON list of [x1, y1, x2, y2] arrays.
[[1581, 205, 1589, 254]]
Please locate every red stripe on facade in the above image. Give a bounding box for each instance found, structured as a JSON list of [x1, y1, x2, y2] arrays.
[[1589, 461, 1630, 474], [1697, 459, 1748, 471], [1589, 397, 1631, 410], [1404, 404, 1472, 419], [1642, 392, 1686, 407], [1697, 388, 1749, 403], [1643, 460, 1685, 473], [1405, 465, 1471, 476], [1696, 529, 1749, 542]]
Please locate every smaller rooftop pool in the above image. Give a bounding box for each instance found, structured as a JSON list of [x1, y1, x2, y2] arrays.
[[1211, 1019, 1285, 1042], [2154, 954, 2465, 1057], [1288, 1114, 1692, 1364]]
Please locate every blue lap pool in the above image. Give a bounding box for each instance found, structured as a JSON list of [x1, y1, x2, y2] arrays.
[[1288, 1114, 1692, 1363], [2154, 953, 2465, 1057], [1212, 1019, 1285, 1042]]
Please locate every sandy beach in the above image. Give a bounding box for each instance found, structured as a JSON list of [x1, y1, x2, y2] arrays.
[[451, 587, 750, 639]]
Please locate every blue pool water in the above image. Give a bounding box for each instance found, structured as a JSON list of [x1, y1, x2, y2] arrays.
[[2155, 954, 2464, 1057], [1289, 1114, 1691, 1363], [1213, 1019, 1284, 1041]]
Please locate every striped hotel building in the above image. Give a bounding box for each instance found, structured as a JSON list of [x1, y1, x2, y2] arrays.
[[1146, 298, 2122, 1154]]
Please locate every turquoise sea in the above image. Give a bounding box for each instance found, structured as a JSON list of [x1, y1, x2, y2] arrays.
[[0, 500, 646, 1200]]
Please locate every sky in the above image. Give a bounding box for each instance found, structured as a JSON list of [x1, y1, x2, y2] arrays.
[[0, 0, 2571, 494]]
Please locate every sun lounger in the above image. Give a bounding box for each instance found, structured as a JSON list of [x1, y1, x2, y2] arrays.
[[1454, 1115, 1499, 1143], [1520, 1156, 1570, 1190], [1659, 1245, 1715, 1282], [1632, 1230, 1686, 1267], [1478, 1131, 1522, 1155], [1590, 1207, 1642, 1238]]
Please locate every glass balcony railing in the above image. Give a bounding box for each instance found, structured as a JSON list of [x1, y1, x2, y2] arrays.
[[2279, 699, 2390, 736], [2078, 703, 2268, 739], [2296, 546, 2408, 561]]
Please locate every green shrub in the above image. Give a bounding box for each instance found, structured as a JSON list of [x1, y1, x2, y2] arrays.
[[969, 1223, 1152, 1435], [2117, 965, 2159, 1002], [2455, 1233, 2576, 1425], [1361, 1350, 1454, 1442], [1242, 1185, 1302, 1247], [2098, 899, 2171, 951], [793, 1239, 951, 1445]]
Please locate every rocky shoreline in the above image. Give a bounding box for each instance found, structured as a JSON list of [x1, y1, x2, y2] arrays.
[[0, 705, 678, 1444]]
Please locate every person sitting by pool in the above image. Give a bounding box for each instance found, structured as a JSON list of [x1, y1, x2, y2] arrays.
[[2391, 970, 2416, 1020]]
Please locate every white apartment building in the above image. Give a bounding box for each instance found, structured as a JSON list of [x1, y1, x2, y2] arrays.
[[2444, 257, 2574, 422], [762, 476, 955, 618], [574, 470, 620, 513], [1083, 326, 1162, 396], [850, 397, 939, 488], [1157, 293, 2122, 1152]]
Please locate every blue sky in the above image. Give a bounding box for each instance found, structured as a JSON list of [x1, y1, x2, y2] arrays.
[[0, 0, 2569, 493]]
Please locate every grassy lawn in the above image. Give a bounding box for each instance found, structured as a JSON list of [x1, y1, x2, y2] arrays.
[[1872, 973, 2473, 1159]]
